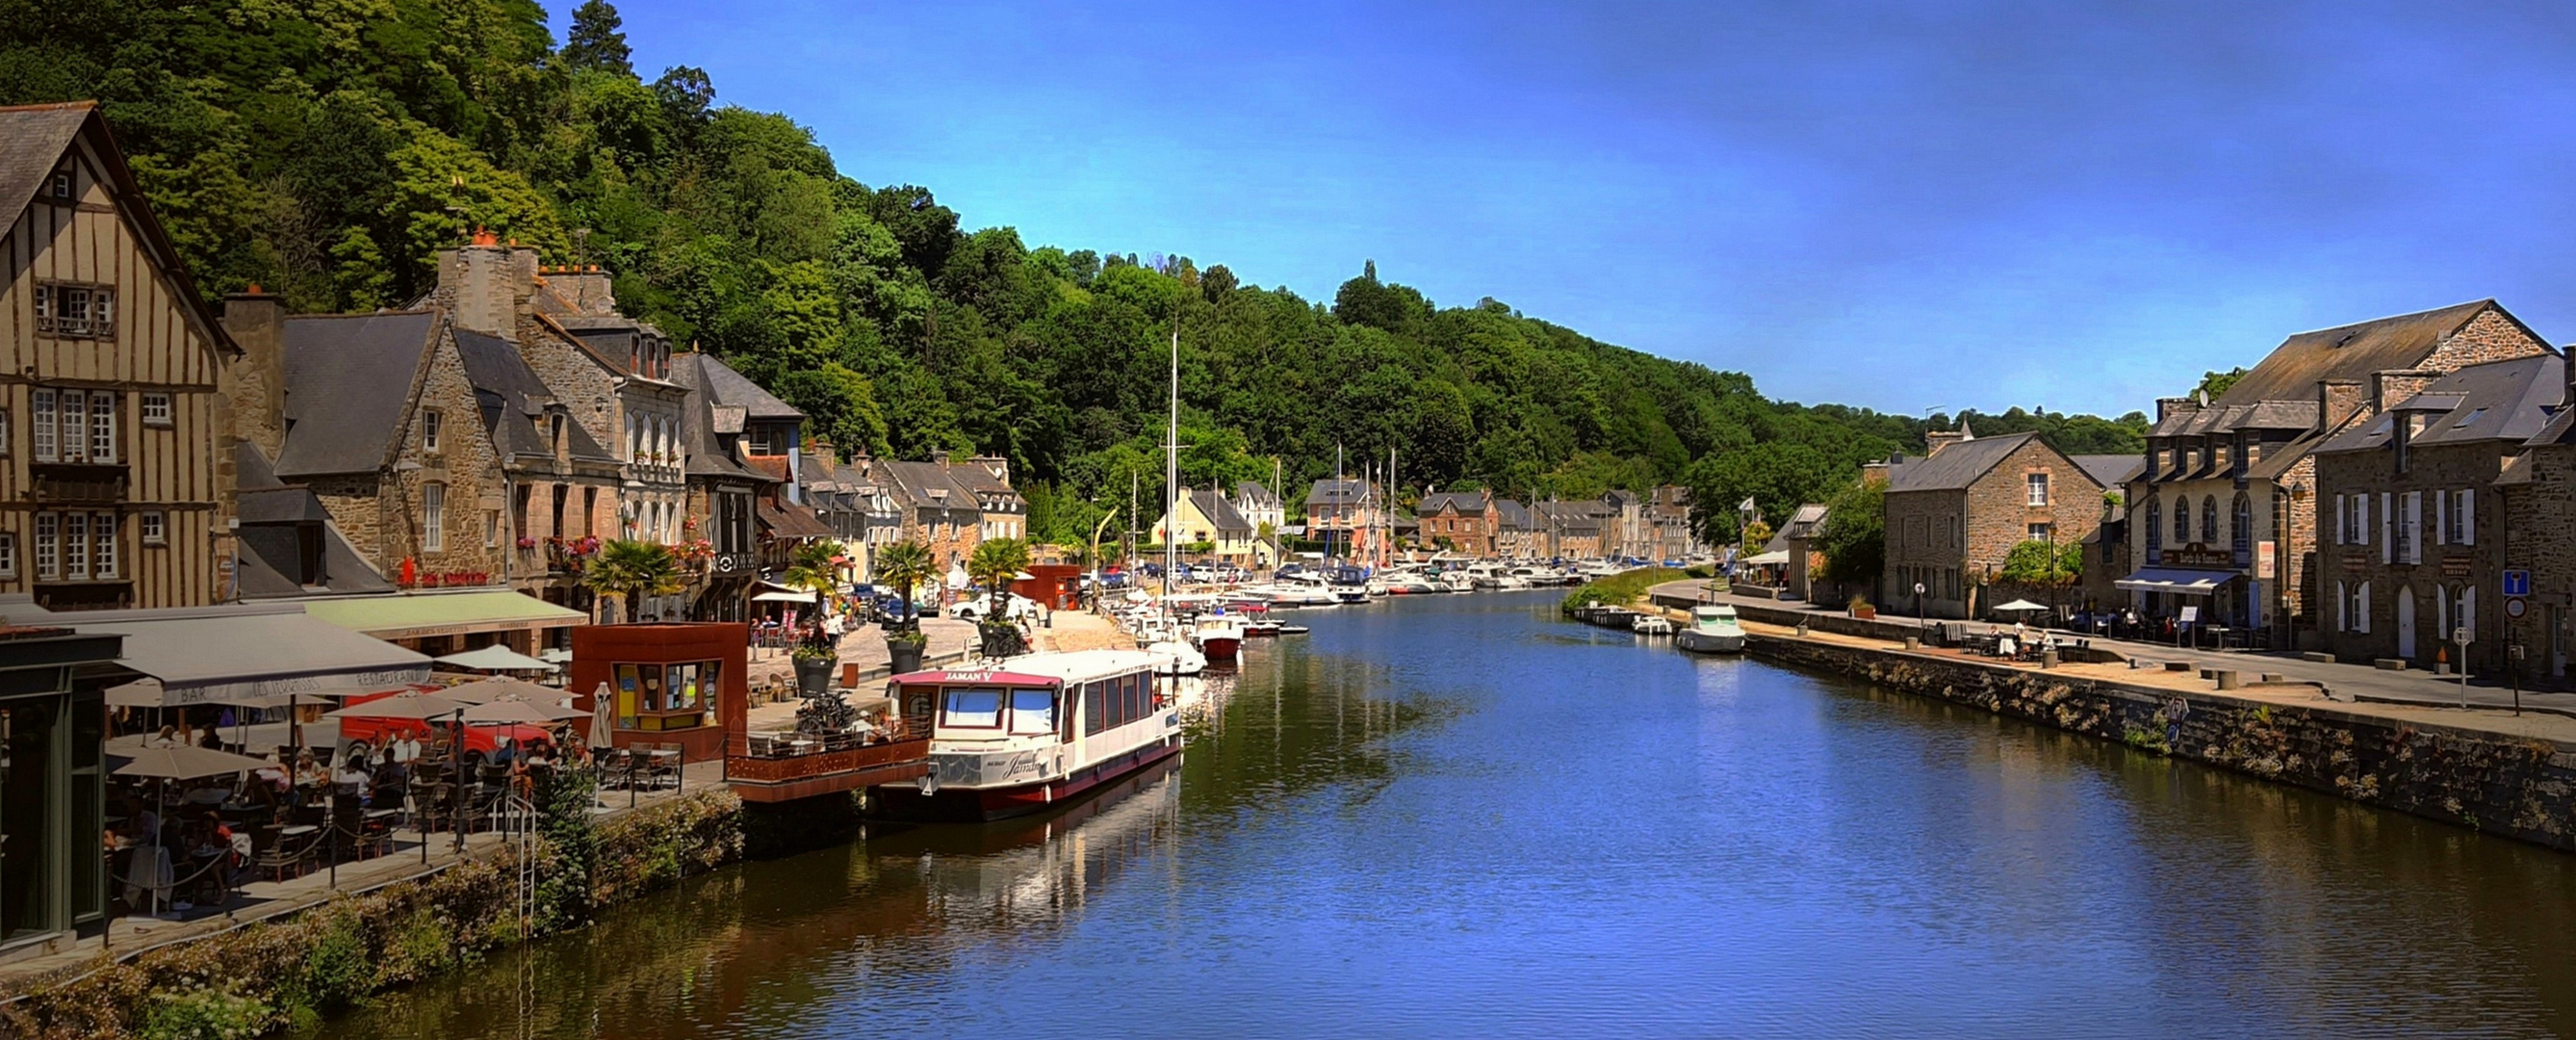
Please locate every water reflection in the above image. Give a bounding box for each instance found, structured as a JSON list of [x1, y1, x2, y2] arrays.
[[329, 591, 2576, 1039]]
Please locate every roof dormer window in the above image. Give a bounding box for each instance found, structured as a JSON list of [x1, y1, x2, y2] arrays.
[[48, 170, 72, 200]]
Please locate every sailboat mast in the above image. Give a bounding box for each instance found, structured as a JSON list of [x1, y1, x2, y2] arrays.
[[1167, 323, 1179, 617]]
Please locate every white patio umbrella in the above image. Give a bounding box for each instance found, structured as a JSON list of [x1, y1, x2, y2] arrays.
[[322, 690, 476, 720], [1993, 599, 2050, 613], [433, 645, 561, 673], [586, 682, 615, 750], [440, 675, 564, 705], [459, 694, 589, 725]]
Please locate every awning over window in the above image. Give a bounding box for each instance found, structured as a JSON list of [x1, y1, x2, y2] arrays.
[[2115, 567, 2233, 596], [299, 589, 586, 641]]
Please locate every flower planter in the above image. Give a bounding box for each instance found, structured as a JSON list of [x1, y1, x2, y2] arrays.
[[1852, 607, 1877, 619], [793, 657, 835, 697], [887, 638, 926, 675]]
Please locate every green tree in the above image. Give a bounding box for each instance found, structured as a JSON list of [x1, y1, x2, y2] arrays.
[[581, 539, 684, 622], [1814, 480, 1884, 586], [564, 1, 634, 76], [871, 540, 936, 631], [967, 536, 1034, 618], [2195, 367, 2249, 401], [781, 538, 844, 610], [1997, 538, 2085, 616]]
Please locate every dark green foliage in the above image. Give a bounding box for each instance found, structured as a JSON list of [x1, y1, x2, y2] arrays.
[[1815, 480, 1885, 585], [2, 4, 2138, 557]]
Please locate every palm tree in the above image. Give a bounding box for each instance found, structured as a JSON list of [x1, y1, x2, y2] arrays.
[[782, 538, 843, 612], [967, 537, 1033, 618], [582, 539, 685, 623], [872, 539, 936, 633]]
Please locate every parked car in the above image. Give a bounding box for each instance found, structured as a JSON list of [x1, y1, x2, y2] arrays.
[[950, 593, 1042, 621], [335, 714, 554, 769]]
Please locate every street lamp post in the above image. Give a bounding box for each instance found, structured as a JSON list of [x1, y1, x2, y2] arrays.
[[1915, 582, 1927, 637]]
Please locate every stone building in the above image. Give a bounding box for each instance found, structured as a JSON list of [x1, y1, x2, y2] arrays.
[[2125, 300, 2552, 645], [1416, 489, 1497, 557], [2316, 352, 2564, 673], [869, 458, 989, 581], [1600, 489, 1645, 559], [1306, 479, 1382, 562], [1533, 501, 1602, 559], [1231, 480, 1284, 565], [949, 456, 1025, 542], [1645, 485, 1699, 561], [529, 263, 690, 556], [1495, 498, 1537, 558], [2498, 394, 2576, 689], [1880, 429, 2114, 620], [0, 103, 241, 610]]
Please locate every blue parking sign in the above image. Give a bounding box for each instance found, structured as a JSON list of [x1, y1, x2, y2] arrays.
[[2503, 568, 2532, 598]]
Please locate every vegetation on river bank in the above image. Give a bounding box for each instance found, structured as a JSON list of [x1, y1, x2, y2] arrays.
[[1561, 568, 1688, 614]]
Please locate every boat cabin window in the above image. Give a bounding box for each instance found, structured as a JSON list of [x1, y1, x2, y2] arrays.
[[1008, 689, 1057, 736], [942, 688, 1003, 729], [1082, 672, 1152, 736]]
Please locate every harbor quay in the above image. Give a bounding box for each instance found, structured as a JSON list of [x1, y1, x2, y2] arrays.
[[1646, 582, 2576, 852]]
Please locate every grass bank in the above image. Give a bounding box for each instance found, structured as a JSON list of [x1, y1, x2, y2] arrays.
[[1560, 568, 1689, 614], [1, 782, 748, 1040]]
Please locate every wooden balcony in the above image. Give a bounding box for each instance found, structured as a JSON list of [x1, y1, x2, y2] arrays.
[[725, 734, 930, 803], [29, 462, 128, 504]]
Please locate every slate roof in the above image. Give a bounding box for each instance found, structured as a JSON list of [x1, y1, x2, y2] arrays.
[[696, 353, 803, 420], [1308, 479, 1374, 507], [2315, 353, 2566, 455], [275, 312, 438, 478], [873, 459, 984, 516], [1495, 499, 1533, 531], [2149, 400, 2322, 438], [1235, 481, 1281, 508], [1185, 488, 1252, 533], [2215, 300, 2500, 407], [1780, 504, 1830, 539], [1884, 432, 2040, 493], [2071, 454, 2145, 488], [673, 353, 768, 481], [1535, 502, 1600, 533], [452, 330, 615, 464], [0, 104, 235, 359], [756, 500, 836, 539], [1416, 490, 1491, 515], [231, 443, 394, 597]]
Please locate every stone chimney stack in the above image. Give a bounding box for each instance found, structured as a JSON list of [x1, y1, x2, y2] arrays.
[[543, 265, 618, 316], [220, 287, 287, 459], [970, 455, 1011, 485], [811, 435, 837, 470], [2372, 369, 2440, 413], [2318, 378, 2365, 431], [1923, 431, 1964, 457], [436, 231, 540, 337]]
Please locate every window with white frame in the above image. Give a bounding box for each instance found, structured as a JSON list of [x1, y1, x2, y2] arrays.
[[2027, 523, 2052, 542], [421, 408, 442, 453], [30, 391, 53, 461], [0, 533, 15, 579], [2401, 490, 2421, 564], [90, 512, 116, 579], [140, 511, 165, 545], [33, 514, 55, 580], [33, 283, 116, 339], [90, 391, 115, 463], [141, 392, 170, 427], [63, 512, 87, 580], [2026, 473, 2048, 507], [57, 392, 83, 462], [424, 482, 447, 553]]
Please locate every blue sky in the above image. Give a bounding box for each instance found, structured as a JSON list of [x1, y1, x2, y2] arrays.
[[572, 1, 2576, 418]]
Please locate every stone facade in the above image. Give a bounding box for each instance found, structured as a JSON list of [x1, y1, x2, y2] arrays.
[[2317, 439, 2516, 671], [2502, 439, 2576, 689], [1417, 491, 1496, 557], [1883, 433, 2110, 619]]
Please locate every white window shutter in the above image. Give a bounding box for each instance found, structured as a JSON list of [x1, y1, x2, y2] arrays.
[[2381, 493, 2393, 564], [2336, 581, 2347, 633], [2435, 585, 2448, 640], [2462, 586, 2477, 641], [2358, 581, 2371, 634], [2334, 495, 2347, 545], [2434, 490, 2447, 546], [2462, 488, 2475, 546]]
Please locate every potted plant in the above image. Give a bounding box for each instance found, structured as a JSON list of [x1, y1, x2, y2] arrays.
[[581, 539, 686, 625], [873, 539, 936, 674], [1848, 592, 1876, 620], [790, 634, 837, 697]]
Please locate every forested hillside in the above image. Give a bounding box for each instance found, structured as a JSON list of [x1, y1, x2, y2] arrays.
[[0, 0, 2146, 548]]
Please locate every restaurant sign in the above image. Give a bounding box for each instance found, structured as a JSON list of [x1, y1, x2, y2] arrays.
[[162, 665, 433, 707], [2164, 543, 2235, 569]]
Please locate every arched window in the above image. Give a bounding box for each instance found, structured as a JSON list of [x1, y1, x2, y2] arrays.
[[2174, 497, 2191, 544], [2145, 498, 2161, 550], [2231, 494, 2253, 556], [2201, 498, 2218, 543]]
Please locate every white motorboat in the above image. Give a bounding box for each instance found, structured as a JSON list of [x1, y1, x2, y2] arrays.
[[1674, 605, 1745, 654], [1147, 639, 1207, 676], [1438, 570, 1476, 592], [1381, 572, 1440, 595], [1632, 613, 1673, 637], [1192, 617, 1245, 664]]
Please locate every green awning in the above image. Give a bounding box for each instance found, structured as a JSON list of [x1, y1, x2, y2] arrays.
[[301, 589, 586, 640]]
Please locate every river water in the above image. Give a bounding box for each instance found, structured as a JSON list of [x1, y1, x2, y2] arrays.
[[323, 590, 2576, 1039]]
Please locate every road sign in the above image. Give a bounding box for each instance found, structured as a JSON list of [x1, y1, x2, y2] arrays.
[[2508, 597, 2529, 619], [2455, 626, 2474, 646], [2505, 568, 2533, 598]]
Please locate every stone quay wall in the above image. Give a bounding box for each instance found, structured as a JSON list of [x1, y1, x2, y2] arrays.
[[1747, 633, 2576, 852]]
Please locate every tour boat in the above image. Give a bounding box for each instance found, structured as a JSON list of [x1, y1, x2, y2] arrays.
[[1192, 616, 1245, 663], [875, 650, 1185, 822], [1674, 604, 1745, 654]]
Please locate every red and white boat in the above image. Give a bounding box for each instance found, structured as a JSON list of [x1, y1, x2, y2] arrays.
[[873, 650, 1184, 822], [1192, 616, 1245, 664]]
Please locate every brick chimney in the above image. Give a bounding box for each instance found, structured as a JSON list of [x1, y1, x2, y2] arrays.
[[436, 238, 540, 337], [811, 435, 837, 470], [221, 287, 287, 459]]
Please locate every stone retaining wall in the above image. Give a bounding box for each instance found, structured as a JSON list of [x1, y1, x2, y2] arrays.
[[1750, 633, 2576, 851]]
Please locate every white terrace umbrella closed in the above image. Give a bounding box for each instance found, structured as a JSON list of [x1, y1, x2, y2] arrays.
[[1993, 600, 2050, 613]]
